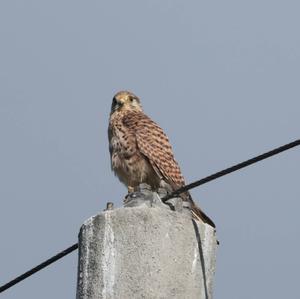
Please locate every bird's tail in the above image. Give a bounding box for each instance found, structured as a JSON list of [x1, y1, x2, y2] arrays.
[[190, 202, 216, 228], [182, 191, 215, 228]]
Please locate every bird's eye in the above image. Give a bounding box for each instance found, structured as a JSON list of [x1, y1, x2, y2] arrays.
[[111, 97, 119, 111], [130, 98, 134, 102]]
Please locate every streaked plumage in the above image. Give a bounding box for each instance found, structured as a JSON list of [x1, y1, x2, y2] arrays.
[[108, 91, 215, 228]]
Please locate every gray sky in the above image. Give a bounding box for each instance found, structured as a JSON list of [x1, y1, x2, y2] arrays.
[[0, 1, 299, 298]]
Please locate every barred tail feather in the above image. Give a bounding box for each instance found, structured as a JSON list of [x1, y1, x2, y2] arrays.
[[174, 190, 216, 228], [191, 202, 216, 228]]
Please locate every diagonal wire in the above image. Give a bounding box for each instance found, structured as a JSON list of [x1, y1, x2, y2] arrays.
[[0, 244, 78, 293], [0, 138, 299, 294], [162, 139, 300, 201]]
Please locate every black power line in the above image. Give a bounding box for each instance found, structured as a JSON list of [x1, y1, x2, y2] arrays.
[[0, 244, 78, 293], [0, 138, 299, 294], [162, 139, 300, 201]]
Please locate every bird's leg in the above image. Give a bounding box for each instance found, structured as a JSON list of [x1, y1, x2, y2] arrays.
[[123, 186, 135, 203], [127, 186, 135, 193]]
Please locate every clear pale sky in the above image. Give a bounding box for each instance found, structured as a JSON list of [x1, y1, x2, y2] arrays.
[[0, 1, 299, 298]]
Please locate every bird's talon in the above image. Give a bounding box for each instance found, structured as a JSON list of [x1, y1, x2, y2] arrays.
[[123, 192, 137, 203]]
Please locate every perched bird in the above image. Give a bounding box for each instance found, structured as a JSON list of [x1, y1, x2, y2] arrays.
[[108, 91, 215, 228]]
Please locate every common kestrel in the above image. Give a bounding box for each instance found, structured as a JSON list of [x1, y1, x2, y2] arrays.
[[108, 91, 215, 228]]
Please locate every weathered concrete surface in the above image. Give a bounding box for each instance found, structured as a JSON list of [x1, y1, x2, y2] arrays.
[[76, 191, 217, 299]]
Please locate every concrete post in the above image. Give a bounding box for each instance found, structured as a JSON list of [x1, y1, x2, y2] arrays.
[[76, 186, 217, 299]]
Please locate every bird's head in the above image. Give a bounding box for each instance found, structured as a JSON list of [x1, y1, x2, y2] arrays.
[[111, 91, 143, 114]]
